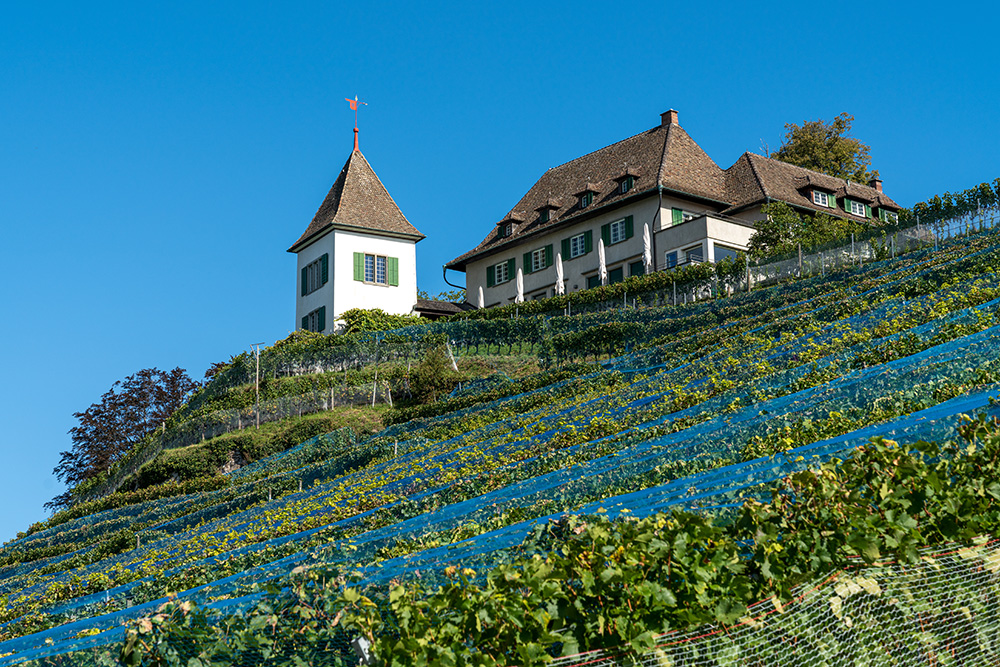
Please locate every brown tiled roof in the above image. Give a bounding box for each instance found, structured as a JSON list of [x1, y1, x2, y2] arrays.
[[446, 115, 903, 270], [413, 299, 475, 317], [446, 120, 728, 269], [288, 149, 424, 253], [721, 153, 901, 220]]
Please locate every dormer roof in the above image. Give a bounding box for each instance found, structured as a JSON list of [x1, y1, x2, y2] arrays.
[[288, 148, 424, 254]]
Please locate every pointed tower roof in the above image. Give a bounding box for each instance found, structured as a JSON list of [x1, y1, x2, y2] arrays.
[[288, 146, 424, 253]]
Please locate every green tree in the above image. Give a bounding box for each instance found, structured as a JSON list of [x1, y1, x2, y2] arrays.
[[408, 335, 460, 404], [748, 201, 862, 259], [770, 112, 877, 182]]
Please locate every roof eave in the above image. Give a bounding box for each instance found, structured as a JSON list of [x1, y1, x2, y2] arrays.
[[289, 222, 424, 253], [446, 188, 662, 271]]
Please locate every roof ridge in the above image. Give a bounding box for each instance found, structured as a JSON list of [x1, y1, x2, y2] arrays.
[[539, 124, 666, 176], [656, 123, 671, 184], [745, 152, 770, 199], [747, 152, 882, 192]]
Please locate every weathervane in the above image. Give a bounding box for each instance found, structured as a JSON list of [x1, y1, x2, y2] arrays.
[[345, 95, 367, 151]]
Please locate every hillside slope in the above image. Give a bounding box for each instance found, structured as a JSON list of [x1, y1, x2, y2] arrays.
[[2, 219, 1000, 665]]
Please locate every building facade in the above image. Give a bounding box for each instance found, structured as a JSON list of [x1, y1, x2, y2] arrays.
[[289, 133, 424, 331], [446, 110, 900, 307]]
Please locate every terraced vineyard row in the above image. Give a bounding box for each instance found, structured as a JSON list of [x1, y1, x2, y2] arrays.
[[2, 222, 1000, 665]]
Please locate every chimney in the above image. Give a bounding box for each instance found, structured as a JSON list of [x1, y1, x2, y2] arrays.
[[868, 176, 882, 192], [660, 109, 679, 126]]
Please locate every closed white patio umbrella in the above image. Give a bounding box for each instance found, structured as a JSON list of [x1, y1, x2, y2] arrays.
[[515, 267, 524, 303], [598, 239, 608, 286], [554, 252, 565, 296], [643, 223, 653, 274]]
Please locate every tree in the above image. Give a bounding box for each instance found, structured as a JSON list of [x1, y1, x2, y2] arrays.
[[770, 113, 877, 182], [748, 201, 862, 259], [408, 335, 460, 404], [417, 288, 466, 302], [49, 367, 198, 509]]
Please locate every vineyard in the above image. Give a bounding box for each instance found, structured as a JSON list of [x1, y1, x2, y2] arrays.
[[2, 199, 1000, 665]]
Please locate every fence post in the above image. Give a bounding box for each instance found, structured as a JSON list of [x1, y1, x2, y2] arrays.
[[797, 243, 803, 277]]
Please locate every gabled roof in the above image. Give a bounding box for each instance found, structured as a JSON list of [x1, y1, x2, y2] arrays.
[[722, 153, 901, 220], [288, 148, 424, 253], [446, 116, 727, 269]]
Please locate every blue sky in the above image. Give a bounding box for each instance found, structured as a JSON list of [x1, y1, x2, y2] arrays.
[[1, 0, 997, 542]]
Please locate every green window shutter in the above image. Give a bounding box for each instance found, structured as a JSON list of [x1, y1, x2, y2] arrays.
[[624, 215, 634, 239], [301, 267, 308, 296], [387, 257, 399, 286], [672, 208, 683, 225], [506, 258, 515, 280], [878, 208, 887, 222], [317, 307, 326, 332], [864, 204, 872, 218], [545, 244, 553, 267], [845, 199, 853, 214], [601, 223, 611, 246], [523, 252, 532, 274], [584, 230, 593, 253], [353, 252, 364, 281], [320, 254, 329, 284], [561, 238, 571, 258], [487, 265, 495, 288], [301, 315, 308, 330]]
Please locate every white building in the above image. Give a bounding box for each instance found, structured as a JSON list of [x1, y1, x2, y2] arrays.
[[288, 131, 424, 331], [446, 109, 900, 306]]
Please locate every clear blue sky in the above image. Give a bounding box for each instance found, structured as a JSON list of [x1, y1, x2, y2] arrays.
[[2, 0, 997, 542]]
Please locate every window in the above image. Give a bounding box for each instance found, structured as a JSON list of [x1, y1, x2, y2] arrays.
[[670, 208, 697, 226], [564, 231, 592, 259], [685, 245, 704, 263], [353, 253, 399, 286], [301, 254, 329, 296], [498, 222, 512, 238], [609, 219, 627, 244], [531, 291, 548, 301], [587, 274, 602, 289], [495, 261, 509, 284], [713, 245, 740, 263], [301, 306, 326, 333], [523, 245, 553, 274], [848, 200, 869, 217], [580, 192, 594, 208], [812, 191, 830, 207], [601, 215, 634, 246], [620, 176, 634, 194], [629, 260, 645, 277], [539, 209, 549, 223], [608, 267, 624, 284], [879, 209, 899, 223], [531, 248, 546, 272], [665, 251, 678, 268]]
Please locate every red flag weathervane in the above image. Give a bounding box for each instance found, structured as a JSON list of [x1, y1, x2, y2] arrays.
[[345, 95, 367, 129]]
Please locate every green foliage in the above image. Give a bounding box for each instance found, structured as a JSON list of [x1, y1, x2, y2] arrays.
[[748, 201, 865, 259], [408, 335, 461, 404], [770, 112, 876, 182], [340, 308, 426, 335]]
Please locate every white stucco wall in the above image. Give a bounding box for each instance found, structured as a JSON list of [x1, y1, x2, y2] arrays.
[[294, 228, 418, 331], [331, 229, 418, 318], [295, 229, 336, 329], [464, 195, 761, 308], [466, 198, 661, 306]]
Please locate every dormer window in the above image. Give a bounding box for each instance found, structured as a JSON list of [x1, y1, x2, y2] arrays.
[[812, 190, 830, 207], [539, 209, 549, 223], [498, 222, 513, 238], [620, 176, 634, 194], [878, 208, 898, 224], [580, 192, 594, 208]]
